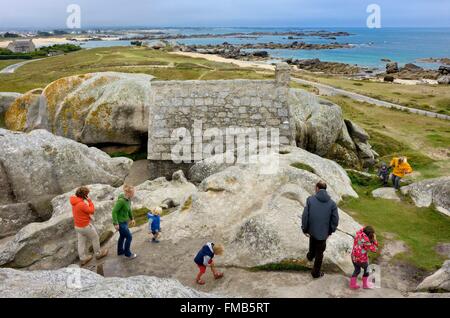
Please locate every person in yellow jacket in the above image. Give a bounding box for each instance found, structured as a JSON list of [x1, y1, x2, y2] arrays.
[[389, 157, 413, 190]]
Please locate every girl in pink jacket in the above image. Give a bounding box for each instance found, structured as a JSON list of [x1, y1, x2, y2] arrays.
[[350, 226, 378, 289]]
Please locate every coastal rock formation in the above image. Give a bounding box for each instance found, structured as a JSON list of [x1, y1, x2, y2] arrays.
[[401, 177, 450, 216], [0, 129, 132, 206], [437, 75, 450, 85], [286, 58, 363, 75], [0, 267, 210, 298], [289, 90, 377, 169], [0, 92, 22, 116], [5, 72, 154, 145], [0, 172, 196, 269], [416, 261, 450, 292], [386, 62, 399, 74], [187, 146, 360, 274], [0, 203, 39, 239]]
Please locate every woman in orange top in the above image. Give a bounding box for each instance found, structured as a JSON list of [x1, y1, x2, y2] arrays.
[[389, 157, 413, 190], [70, 186, 108, 265]]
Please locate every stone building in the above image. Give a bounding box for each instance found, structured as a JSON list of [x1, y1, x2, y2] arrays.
[[147, 63, 295, 178], [7, 40, 36, 53]]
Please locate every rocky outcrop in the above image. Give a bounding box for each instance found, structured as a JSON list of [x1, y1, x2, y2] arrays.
[[401, 177, 450, 216], [5, 72, 154, 145], [287, 58, 363, 75], [289, 89, 377, 169], [0, 267, 210, 298], [372, 188, 400, 201], [0, 129, 132, 206], [0, 172, 196, 269], [0, 203, 39, 239], [187, 146, 360, 274], [416, 261, 450, 292], [386, 62, 399, 74], [437, 75, 450, 85], [0, 92, 22, 116]]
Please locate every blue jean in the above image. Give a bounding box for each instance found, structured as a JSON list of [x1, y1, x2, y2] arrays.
[[392, 174, 401, 190], [118, 222, 132, 257]]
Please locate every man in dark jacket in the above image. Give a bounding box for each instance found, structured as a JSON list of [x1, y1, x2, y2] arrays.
[[301, 181, 339, 278]]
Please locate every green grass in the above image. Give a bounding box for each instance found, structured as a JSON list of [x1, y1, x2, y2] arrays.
[[340, 181, 450, 271], [0, 46, 272, 93], [291, 162, 316, 174], [327, 96, 450, 179], [294, 72, 450, 115]]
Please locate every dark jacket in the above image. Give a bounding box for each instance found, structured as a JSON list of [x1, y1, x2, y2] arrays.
[[301, 189, 339, 240], [194, 242, 215, 266]]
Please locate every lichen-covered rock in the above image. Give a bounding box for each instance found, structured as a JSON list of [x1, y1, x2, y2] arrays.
[[4, 91, 39, 131], [401, 177, 450, 216], [5, 72, 154, 145], [0, 172, 197, 270], [0, 92, 22, 116], [0, 267, 211, 298], [0, 128, 132, 205], [183, 147, 360, 274], [416, 261, 450, 292]]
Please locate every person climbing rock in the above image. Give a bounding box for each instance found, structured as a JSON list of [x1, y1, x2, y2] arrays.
[[70, 186, 108, 266], [112, 184, 137, 259], [301, 181, 339, 279], [194, 242, 224, 285], [389, 156, 413, 190], [377, 162, 390, 187], [349, 226, 378, 290]]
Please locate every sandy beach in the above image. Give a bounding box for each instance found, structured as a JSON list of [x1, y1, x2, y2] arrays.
[[170, 51, 276, 71]]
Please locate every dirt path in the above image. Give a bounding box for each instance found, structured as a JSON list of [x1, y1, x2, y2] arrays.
[[0, 58, 45, 74], [85, 224, 417, 298]]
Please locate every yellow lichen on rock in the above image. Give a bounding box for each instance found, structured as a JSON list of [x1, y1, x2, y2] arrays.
[[4, 92, 39, 131]]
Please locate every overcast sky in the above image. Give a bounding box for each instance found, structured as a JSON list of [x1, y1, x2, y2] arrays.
[[0, 0, 449, 29]]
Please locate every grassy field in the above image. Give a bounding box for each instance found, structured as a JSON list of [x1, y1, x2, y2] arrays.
[[294, 71, 450, 115], [326, 95, 450, 179], [0, 47, 273, 93], [340, 172, 450, 271]]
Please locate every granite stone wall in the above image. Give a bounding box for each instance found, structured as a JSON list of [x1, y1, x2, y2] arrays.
[[147, 63, 295, 178]]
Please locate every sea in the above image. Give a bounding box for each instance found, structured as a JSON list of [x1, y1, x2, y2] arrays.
[[78, 27, 450, 70]]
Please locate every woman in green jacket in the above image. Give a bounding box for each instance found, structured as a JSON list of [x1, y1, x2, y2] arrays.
[[112, 185, 137, 259]]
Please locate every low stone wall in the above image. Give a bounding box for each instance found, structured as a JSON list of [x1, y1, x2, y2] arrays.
[[147, 63, 295, 178]]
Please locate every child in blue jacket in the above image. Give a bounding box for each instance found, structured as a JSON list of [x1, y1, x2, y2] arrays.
[[147, 207, 162, 243], [194, 242, 224, 285]]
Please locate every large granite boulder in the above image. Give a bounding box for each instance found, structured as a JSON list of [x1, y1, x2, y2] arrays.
[[0, 129, 132, 206], [401, 177, 450, 217], [186, 147, 360, 274], [5, 72, 154, 145], [289, 89, 376, 169], [0, 92, 22, 116], [0, 172, 197, 270], [372, 188, 400, 201], [0, 267, 210, 298], [0, 203, 39, 239], [416, 261, 450, 292], [289, 89, 343, 156]]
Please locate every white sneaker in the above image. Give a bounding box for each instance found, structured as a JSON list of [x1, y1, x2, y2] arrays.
[[126, 253, 137, 259]]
